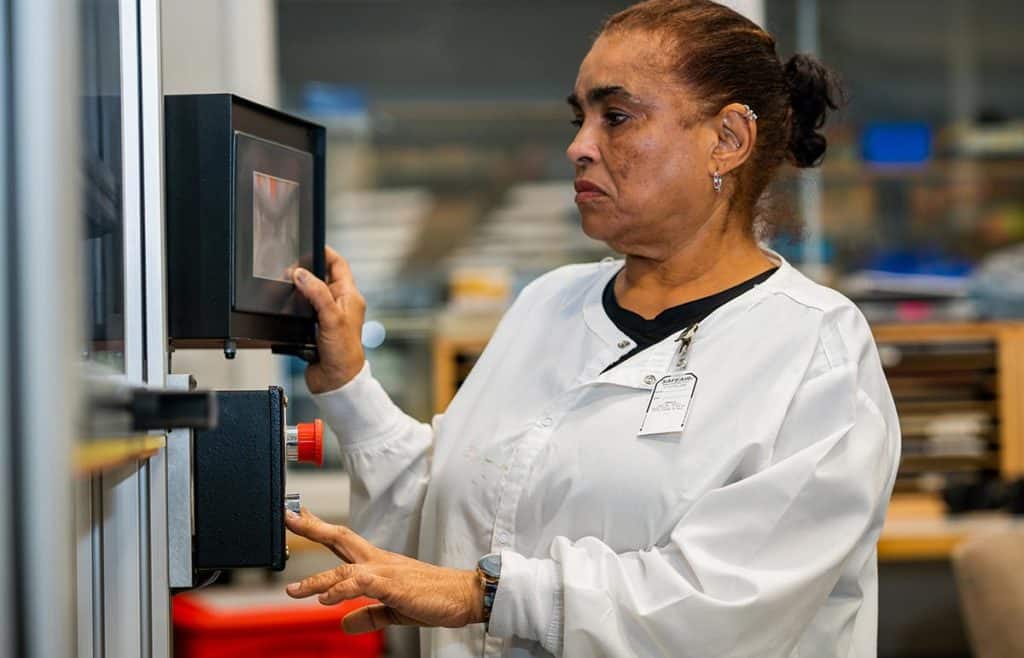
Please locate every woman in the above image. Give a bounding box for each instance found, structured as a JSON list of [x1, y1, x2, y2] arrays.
[[285, 1, 900, 656]]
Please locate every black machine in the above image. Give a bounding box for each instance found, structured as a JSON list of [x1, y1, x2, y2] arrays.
[[164, 93, 326, 361], [177, 386, 323, 586], [161, 94, 328, 590]]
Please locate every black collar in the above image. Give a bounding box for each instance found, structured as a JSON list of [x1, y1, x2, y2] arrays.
[[601, 267, 778, 372]]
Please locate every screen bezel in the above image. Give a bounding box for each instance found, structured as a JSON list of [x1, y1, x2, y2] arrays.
[[232, 131, 315, 319]]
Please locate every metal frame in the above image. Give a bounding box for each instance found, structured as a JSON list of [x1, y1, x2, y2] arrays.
[[76, 477, 103, 658], [91, 1, 147, 654], [140, 0, 167, 392], [74, 1, 172, 657], [121, 0, 145, 385], [76, 0, 142, 650], [5, 0, 81, 656], [796, 0, 826, 280], [140, 1, 169, 655], [0, 1, 14, 654], [166, 376, 195, 589]]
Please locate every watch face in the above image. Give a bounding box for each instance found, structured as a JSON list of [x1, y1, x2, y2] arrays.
[[479, 552, 502, 578]]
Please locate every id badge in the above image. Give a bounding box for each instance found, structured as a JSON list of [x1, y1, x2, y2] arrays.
[[638, 373, 697, 437]]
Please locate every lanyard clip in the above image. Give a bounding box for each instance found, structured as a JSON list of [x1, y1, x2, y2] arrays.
[[673, 323, 699, 371]]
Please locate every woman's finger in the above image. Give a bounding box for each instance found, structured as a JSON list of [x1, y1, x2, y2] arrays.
[[285, 508, 376, 562], [328, 280, 347, 301], [286, 563, 355, 598], [319, 569, 386, 605], [325, 523, 377, 563], [300, 246, 368, 394], [325, 249, 365, 313], [342, 604, 423, 635], [284, 509, 356, 560], [284, 507, 338, 545], [325, 246, 353, 285], [284, 508, 353, 560], [291, 268, 341, 329]]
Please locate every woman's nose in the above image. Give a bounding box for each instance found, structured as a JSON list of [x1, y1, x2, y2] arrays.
[[566, 129, 600, 167]]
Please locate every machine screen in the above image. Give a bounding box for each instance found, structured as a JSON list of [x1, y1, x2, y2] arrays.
[[252, 172, 300, 283], [232, 131, 315, 318]]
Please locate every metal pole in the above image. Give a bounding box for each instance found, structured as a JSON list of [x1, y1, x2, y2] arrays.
[[796, 0, 826, 280], [8, 0, 81, 655], [139, 1, 171, 656], [102, 1, 146, 655], [0, 0, 15, 653]]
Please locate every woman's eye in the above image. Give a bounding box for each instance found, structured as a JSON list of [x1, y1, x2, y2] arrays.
[[605, 111, 629, 127], [570, 112, 628, 129]]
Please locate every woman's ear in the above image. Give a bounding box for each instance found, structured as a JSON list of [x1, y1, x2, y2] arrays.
[[708, 102, 757, 177]]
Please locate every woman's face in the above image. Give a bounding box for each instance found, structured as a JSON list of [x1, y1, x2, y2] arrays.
[[568, 30, 719, 258]]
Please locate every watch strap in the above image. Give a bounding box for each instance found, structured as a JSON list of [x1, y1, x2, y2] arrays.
[[476, 553, 502, 629]]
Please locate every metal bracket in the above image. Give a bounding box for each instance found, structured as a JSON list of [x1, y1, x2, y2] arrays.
[[166, 373, 196, 589]]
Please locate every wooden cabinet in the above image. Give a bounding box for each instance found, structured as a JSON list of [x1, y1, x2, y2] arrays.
[[872, 323, 1024, 483], [432, 336, 490, 414], [872, 323, 1024, 560]]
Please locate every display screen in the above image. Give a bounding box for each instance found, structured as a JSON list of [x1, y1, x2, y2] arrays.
[[252, 171, 301, 283], [233, 131, 315, 318]]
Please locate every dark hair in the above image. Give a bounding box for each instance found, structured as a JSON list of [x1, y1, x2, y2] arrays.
[[602, 0, 843, 236]]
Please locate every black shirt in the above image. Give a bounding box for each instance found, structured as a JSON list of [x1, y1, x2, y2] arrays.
[[602, 267, 779, 372]]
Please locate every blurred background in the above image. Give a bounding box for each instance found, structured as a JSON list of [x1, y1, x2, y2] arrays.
[[2, 0, 1023, 657], [171, 3, 1024, 656]]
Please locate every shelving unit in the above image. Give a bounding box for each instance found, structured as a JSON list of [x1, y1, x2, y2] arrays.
[[873, 322, 1024, 484], [872, 322, 1024, 560]]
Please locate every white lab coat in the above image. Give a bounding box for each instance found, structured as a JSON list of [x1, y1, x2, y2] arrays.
[[314, 252, 901, 658]]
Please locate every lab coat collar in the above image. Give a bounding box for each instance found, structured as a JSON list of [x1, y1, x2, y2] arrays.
[[582, 249, 790, 389], [582, 259, 632, 351]]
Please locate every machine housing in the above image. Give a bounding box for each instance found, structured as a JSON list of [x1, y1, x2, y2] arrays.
[[164, 93, 326, 357], [192, 387, 289, 572]]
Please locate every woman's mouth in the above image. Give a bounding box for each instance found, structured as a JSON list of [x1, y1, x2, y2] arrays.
[[574, 179, 608, 203]]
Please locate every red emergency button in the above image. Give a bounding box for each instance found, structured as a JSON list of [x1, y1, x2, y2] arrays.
[[294, 419, 323, 466]]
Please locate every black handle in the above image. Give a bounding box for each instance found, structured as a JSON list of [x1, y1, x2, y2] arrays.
[[271, 344, 320, 364]]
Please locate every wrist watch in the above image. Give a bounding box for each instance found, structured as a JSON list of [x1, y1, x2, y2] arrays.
[[476, 552, 502, 629]]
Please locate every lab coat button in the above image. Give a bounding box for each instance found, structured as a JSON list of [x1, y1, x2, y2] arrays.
[[643, 374, 657, 386], [497, 532, 509, 544], [617, 340, 630, 349], [540, 417, 553, 428]]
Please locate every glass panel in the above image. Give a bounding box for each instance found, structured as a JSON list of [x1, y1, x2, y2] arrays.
[[79, 0, 125, 371]]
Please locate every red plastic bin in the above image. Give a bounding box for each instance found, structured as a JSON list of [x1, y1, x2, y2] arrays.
[[173, 591, 384, 658]]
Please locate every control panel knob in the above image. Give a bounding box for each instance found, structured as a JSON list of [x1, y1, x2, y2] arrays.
[[285, 419, 323, 466], [285, 492, 301, 516]]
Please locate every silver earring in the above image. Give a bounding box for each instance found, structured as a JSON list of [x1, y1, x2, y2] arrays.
[[712, 171, 723, 193], [742, 104, 758, 122]]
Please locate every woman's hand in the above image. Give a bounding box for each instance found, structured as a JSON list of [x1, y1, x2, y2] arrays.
[[285, 508, 486, 634], [291, 247, 367, 393]]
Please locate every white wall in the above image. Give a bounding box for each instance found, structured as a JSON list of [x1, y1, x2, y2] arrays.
[[162, 0, 283, 387], [721, 0, 765, 26], [161, 0, 278, 105]]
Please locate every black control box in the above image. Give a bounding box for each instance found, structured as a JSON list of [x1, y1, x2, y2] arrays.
[[193, 387, 287, 571], [165, 94, 326, 357]]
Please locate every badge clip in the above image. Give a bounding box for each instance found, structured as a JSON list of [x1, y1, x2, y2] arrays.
[[672, 323, 699, 372]]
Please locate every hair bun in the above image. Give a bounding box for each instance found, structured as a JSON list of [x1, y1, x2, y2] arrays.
[[784, 53, 842, 168]]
